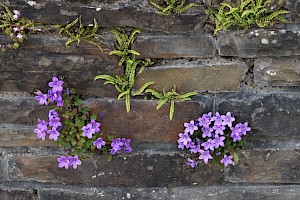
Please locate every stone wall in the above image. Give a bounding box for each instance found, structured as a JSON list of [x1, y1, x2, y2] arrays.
[[1, 0, 300, 199]]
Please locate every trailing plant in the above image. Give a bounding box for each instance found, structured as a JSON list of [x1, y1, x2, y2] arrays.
[[151, 0, 197, 16], [145, 85, 197, 120], [205, 0, 290, 34], [178, 112, 251, 168], [34, 76, 132, 169], [95, 28, 154, 112], [56, 16, 104, 51], [0, 4, 37, 51]]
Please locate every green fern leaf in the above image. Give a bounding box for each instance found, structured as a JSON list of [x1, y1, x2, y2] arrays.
[[132, 82, 155, 96], [157, 98, 169, 110], [125, 94, 131, 112], [169, 99, 175, 120]]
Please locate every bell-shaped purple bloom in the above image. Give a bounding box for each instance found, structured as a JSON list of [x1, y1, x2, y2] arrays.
[[212, 112, 223, 126], [190, 144, 202, 154], [57, 155, 70, 169], [213, 136, 225, 148], [48, 77, 64, 93], [220, 154, 234, 167], [197, 112, 212, 127], [90, 119, 101, 133], [48, 109, 59, 119], [178, 132, 192, 146], [177, 141, 185, 150], [184, 120, 198, 135], [82, 124, 95, 139], [187, 158, 198, 168], [121, 138, 132, 153], [213, 124, 225, 135], [49, 117, 62, 129], [239, 122, 251, 135], [35, 91, 48, 105], [230, 131, 242, 142], [34, 128, 47, 141], [68, 155, 82, 169], [221, 112, 235, 127], [201, 126, 213, 138], [199, 150, 213, 163], [93, 137, 106, 149], [48, 129, 60, 141], [110, 138, 123, 155], [201, 139, 215, 151], [37, 118, 48, 132]]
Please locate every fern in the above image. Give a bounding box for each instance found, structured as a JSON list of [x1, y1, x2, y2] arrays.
[[58, 16, 104, 51], [95, 28, 154, 112], [109, 28, 141, 66], [151, 0, 197, 16], [145, 86, 197, 120], [206, 0, 289, 34]]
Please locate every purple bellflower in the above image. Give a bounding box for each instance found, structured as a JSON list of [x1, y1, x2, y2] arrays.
[[220, 154, 234, 167], [184, 120, 198, 135], [93, 137, 106, 149]]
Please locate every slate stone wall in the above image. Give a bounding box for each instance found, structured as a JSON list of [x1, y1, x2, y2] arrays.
[[1, 0, 300, 199]]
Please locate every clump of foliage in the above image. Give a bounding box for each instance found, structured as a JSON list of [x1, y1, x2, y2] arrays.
[[95, 28, 154, 112], [109, 28, 142, 66], [56, 16, 105, 51], [178, 112, 251, 168], [34, 76, 132, 169], [0, 4, 37, 51], [205, 0, 290, 34], [151, 0, 197, 16], [146, 85, 197, 120]]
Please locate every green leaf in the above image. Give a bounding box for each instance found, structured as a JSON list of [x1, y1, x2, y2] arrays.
[[233, 152, 239, 165], [169, 99, 175, 120], [125, 94, 131, 112], [157, 98, 168, 110], [132, 81, 155, 96], [117, 89, 130, 99]]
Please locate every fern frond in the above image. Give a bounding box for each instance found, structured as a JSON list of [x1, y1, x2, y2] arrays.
[[132, 82, 155, 96], [169, 99, 175, 120], [125, 94, 131, 112], [157, 98, 169, 110], [145, 89, 164, 98]]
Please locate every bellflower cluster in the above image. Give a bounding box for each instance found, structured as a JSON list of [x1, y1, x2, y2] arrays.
[[110, 138, 132, 155], [177, 112, 251, 168], [34, 76, 133, 170]]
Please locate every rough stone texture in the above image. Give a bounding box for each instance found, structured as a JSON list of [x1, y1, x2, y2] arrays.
[[88, 97, 212, 142], [0, 124, 53, 147], [225, 150, 300, 183], [213, 91, 300, 139], [134, 35, 215, 59], [0, 96, 39, 124], [254, 57, 300, 86], [286, 0, 300, 23], [170, 185, 300, 200], [38, 187, 169, 200], [0, 189, 37, 200], [217, 29, 300, 58], [9, 154, 223, 187], [134, 60, 247, 92], [6, 0, 207, 34], [0, 96, 211, 142]]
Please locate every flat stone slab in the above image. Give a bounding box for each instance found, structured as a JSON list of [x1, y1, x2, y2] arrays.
[[134, 60, 247, 92], [254, 57, 300, 86], [134, 35, 215, 59], [217, 28, 300, 58], [8, 154, 223, 187], [225, 149, 300, 184]]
